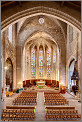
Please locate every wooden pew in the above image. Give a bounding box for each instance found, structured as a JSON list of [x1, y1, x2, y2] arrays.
[[1, 106, 35, 121], [45, 107, 81, 121], [6, 106, 35, 109]]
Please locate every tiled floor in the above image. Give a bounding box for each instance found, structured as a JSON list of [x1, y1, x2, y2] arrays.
[[1, 90, 81, 121]]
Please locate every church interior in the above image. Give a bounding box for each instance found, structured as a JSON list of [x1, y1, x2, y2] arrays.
[[1, 1, 81, 121]]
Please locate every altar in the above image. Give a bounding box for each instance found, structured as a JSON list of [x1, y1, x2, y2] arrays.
[[36, 80, 45, 88]]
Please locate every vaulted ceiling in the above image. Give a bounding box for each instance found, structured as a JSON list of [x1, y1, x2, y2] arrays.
[[17, 14, 67, 49]]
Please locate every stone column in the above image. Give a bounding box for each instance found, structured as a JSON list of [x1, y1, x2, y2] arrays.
[[57, 47, 60, 81], [26, 47, 30, 79], [52, 47, 56, 80], [24, 48, 26, 80], [1, 34, 4, 88], [51, 47, 53, 80], [29, 47, 31, 79], [43, 46, 47, 79], [59, 48, 61, 81], [55, 50, 58, 80], [77, 31, 81, 91], [13, 63, 17, 89], [22, 47, 25, 81], [55, 47, 59, 81], [43, 45, 46, 78], [2, 31, 6, 100], [60, 43, 66, 85], [45, 48, 47, 79], [35, 47, 37, 79], [16, 45, 23, 88], [13, 23, 17, 89]]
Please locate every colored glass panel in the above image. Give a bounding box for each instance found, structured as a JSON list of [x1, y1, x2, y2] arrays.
[[47, 50, 51, 77], [39, 50, 43, 77], [53, 51, 56, 63], [31, 48, 35, 78]]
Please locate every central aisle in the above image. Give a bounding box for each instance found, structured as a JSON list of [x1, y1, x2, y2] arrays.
[[35, 92, 45, 121]]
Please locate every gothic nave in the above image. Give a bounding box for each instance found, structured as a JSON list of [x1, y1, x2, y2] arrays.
[[1, 1, 81, 121]]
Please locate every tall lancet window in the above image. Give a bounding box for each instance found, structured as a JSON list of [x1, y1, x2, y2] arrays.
[[31, 48, 35, 78], [47, 50, 51, 77], [53, 51, 56, 63], [39, 50, 43, 77]]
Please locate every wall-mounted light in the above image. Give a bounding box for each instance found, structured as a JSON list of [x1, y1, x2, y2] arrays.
[[4, 66, 8, 70]]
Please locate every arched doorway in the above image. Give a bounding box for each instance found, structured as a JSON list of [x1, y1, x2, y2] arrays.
[[68, 58, 75, 92], [5, 58, 13, 91]]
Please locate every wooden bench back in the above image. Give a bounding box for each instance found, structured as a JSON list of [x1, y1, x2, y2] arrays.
[[45, 107, 75, 109], [6, 106, 35, 109]]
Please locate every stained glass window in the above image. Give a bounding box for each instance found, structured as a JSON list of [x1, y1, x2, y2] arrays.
[[53, 51, 56, 63], [39, 50, 43, 77], [31, 48, 35, 78], [47, 50, 51, 77]]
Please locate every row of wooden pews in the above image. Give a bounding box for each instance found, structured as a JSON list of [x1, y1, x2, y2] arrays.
[[44, 92, 69, 105], [13, 91, 37, 105], [1, 106, 35, 121], [1, 90, 81, 121], [45, 107, 81, 121]]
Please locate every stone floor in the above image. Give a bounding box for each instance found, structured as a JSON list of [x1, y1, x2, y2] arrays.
[[1, 90, 81, 121], [1, 92, 20, 109], [62, 92, 81, 114], [35, 92, 45, 121]]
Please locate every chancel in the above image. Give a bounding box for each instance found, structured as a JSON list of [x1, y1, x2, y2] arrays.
[[1, 1, 81, 121]]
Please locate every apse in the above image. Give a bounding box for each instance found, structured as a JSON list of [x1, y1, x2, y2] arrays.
[[22, 31, 59, 82]]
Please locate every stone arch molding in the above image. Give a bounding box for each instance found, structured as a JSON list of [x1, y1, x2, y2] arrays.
[[6, 56, 15, 70], [1, 6, 81, 32], [67, 56, 76, 69], [6, 49, 16, 69], [23, 31, 58, 49], [66, 56, 76, 87]]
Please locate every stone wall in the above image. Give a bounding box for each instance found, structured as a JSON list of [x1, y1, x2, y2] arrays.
[[66, 24, 81, 91], [1, 24, 17, 91], [1, 2, 81, 89]]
